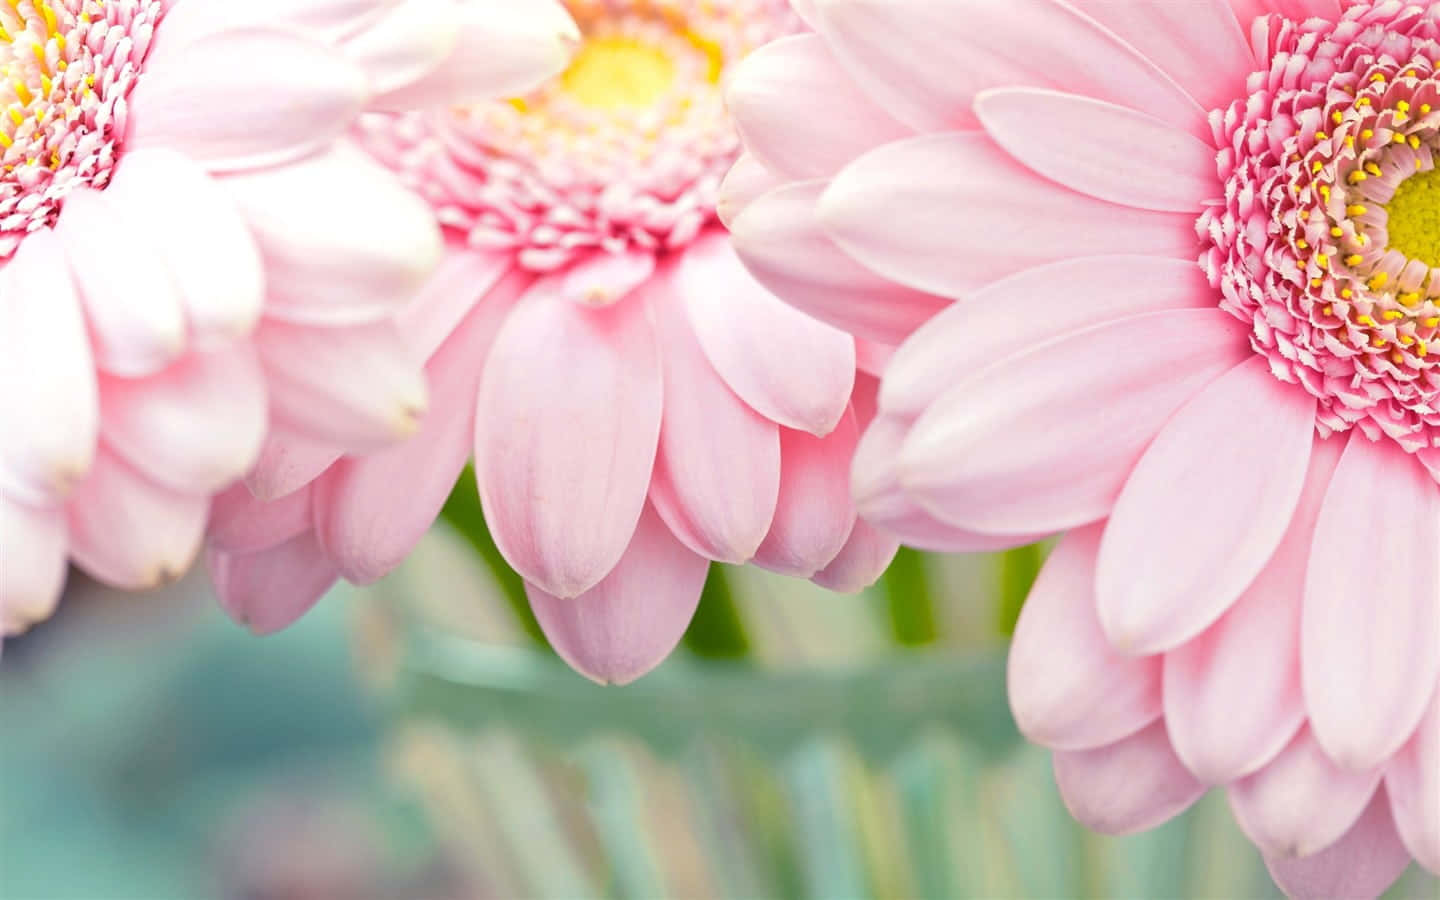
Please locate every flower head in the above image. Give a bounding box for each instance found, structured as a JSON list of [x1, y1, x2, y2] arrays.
[[725, 0, 1439, 894], [208, 0, 897, 684], [0, 0, 577, 638]]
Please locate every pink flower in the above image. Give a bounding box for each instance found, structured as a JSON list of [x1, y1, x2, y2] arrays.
[[0, 0, 579, 639], [725, 0, 1439, 894], [207, 0, 899, 683]]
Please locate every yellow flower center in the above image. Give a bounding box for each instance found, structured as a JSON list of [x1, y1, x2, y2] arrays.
[[1386, 167, 1440, 269], [561, 34, 677, 110]]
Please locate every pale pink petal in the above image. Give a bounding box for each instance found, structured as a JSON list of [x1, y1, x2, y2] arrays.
[[128, 29, 368, 172], [154, 0, 394, 50], [208, 533, 339, 635], [314, 286, 507, 585], [647, 286, 780, 565], [66, 449, 208, 591], [1228, 0, 1342, 29], [340, 0, 458, 97], [103, 148, 264, 344], [753, 412, 860, 578], [1387, 686, 1440, 873], [244, 428, 341, 503], [223, 144, 441, 326], [974, 88, 1220, 212], [718, 153, 788, 228], [255, 317, 428, 452], [725, 33, 912, 179], [819, 132, 1200, 299], [0, 230, 97, 504], [679, 232, 855, 436], [371, 0, 579, 110], [1009, 524, 1163, 751], [1163, 435, 1345, 785], [1229, 725, 1383, 859], [1065, 0, 1256, 110], [853, 339, 894, 377], [526, 504, 707, 685], [1051, 720, 1205, 835], [208, 483, 314, 555], [561, 250, 656, 306], [397, 249, 518, 359], [1304, 436, 1440, 771], [809, 517, 899, 594], [475, 282, 662, 598], [1096, 358, 1317, 654], [1264, 787, 1412, 900], [0, 493, 66, 634], [809, 0, 1203, 133], [879, 255, 1218, 419], [730, 181, 948, 346], [898, 309, 1251, 536], [99, 345, 268, 495], [56, 188, 186, 377]]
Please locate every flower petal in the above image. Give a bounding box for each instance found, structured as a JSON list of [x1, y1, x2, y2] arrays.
[[820, 132, 1200, 299], [0, 493, 66, 635], [244, 428, 341, 502], [475, 282, 662, 598], [1263, 787, 1412, 900], [526, 504, 707, 685], [730, 180, 948, 346], [0, 230, 97, 504], [898, 309, 1250, 536], [647, 285, 780, 564], [208, 483, 314, 555], [753, 412, 860, 578], [339, 0, 459, 97], [1051, 720, 1205, 835], [1304, 436, 1440, 771], [679, 232, 855, 436], [1386, 686, 1440, 874], [67, 448, 208, 591], [809, 517, 899, 594], [1096, 358, 1317, 655], [717, 153, 786, 228], [208, 533, 339, 635], [1009, 524, 1162, 751]]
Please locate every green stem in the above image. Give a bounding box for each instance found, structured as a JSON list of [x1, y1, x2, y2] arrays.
[[880, 548, 940, 647], [439, 467, 549, 649], [996, 543, 1047, 637], [681, 564, 752, 661]]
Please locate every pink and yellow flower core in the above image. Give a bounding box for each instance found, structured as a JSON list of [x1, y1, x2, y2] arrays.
[[359, 0, 797, 272], [0, 0, 160, 258], [1201, 4, 1440, 459]]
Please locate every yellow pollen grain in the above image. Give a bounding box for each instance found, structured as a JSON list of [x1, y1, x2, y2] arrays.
[[1385, 168, 1440, 268]]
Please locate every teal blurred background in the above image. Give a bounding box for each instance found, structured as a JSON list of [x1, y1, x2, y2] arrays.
[[3, 526, 1438, 900]]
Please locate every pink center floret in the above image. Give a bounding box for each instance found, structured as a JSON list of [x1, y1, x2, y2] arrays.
[[356, 0, 797, 273], [1200, 2, 1440, 458], [0, 0, 162, 259]]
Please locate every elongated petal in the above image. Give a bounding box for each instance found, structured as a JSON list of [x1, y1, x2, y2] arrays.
[[254, 318, 428, 452], [99, 344, 268, 495], [1051, 720, 1205, 835], [129, 28, 368, 172], [0, 494, 66, 634], [899, 309, 1250, 536], [67, 449, 207, 590], [753, 413, 859, 578], [726, 33, 912, 179], [475, 282, 662, 598], [1387, 686, 1440, 873], [208, 533, 339, 635], [810, 517, 899, 594], [103, 148, 264, 344], [1010, 525, 1162, 751], [1163, 435, 1344, 785], [154, 0, 394, 51], [397, 250, 517, 360], [648, 285, 780, 564], [1264, 788, 1412, 900], [56, 188, 186, 377], [561, 250, 656, 307], [0, 230, 97, 503], [680, 232, 855, 436], [718, 153, 788, 228], [1229, 726, 1383, 859], [879, 255, 1217, 419], [208, 483, 314, 555], [1096, 358, 1316, 654], [731, 181, 948, 345], [527, 504, 707, 685], [1304, 436, 1440, 770], [820, 132, 1200, 300], [224, 144, 441, 326], [244, 428, 341, 502], [340, 0, 459, 96], [975, 88, 1220, 212]]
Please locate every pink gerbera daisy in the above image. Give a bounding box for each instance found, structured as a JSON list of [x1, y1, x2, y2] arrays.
[[0, 0, 579, 639], [207, 0, 898, 684], [725, 0, 1439, 894]]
